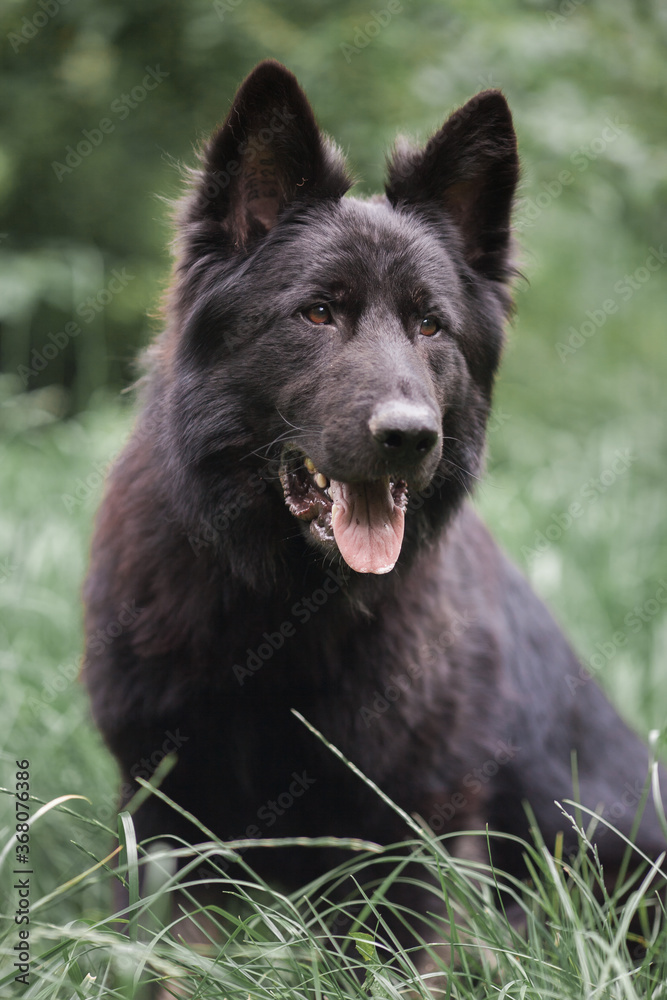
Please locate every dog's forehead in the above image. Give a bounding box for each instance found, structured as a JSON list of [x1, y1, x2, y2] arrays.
[[281, 196, 461, 292]]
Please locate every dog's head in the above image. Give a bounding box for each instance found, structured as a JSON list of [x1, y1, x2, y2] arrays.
[[154, 61, 519, 587]]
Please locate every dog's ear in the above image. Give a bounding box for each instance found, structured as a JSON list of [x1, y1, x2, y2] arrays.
[[385, 91, 519, 281], [193, 60, 351, 246]]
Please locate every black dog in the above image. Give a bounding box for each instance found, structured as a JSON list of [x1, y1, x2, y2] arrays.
[[83, 60, 665, 967]]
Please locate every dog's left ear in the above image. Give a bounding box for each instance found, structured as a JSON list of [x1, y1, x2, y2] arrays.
[[193, 60, 351, 247], [385, 91, 519, 281]]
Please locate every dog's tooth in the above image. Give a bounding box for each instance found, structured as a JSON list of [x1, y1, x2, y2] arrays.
[[314, 472, 327, 489], [304, 457, 316, 474]]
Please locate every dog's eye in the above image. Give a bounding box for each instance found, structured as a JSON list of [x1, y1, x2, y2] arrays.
[[419, 316, 440, 337], [303, 304, 333, 325]]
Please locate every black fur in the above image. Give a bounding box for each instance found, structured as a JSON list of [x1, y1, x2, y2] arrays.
[[83, 60, 665, 960]]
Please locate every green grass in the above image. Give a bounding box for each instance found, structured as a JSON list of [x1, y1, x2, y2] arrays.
[[1, 293, 666, 998], [1, 708, 666, 998], [1, 727, 666, 997]]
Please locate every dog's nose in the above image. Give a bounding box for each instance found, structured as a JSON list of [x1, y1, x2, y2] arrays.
[[369, 402, 441, 465]]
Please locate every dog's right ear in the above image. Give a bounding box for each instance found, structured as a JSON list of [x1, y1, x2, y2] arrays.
[[386, 91, 519, 283], [192, 61, 351, 247]]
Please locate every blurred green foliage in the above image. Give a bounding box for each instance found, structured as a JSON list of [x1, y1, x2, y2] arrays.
[[1, 0, 666, 409]]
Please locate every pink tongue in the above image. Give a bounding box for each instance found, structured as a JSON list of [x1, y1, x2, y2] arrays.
[[329, 478, 405, 574]]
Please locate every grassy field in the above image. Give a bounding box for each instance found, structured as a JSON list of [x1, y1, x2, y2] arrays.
[[1, 217, 667, 995]]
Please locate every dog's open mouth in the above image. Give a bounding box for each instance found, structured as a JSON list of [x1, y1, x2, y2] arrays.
[[279, 447, 409, 575]]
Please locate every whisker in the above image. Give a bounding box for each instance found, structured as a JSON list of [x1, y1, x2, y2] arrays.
[[441, 456, 482, 484], [243, 429, 308, 463], [275, 408, 312, 435]]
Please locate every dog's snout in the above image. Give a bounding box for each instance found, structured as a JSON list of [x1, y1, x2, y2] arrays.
[[369, 402, 441, 465]]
